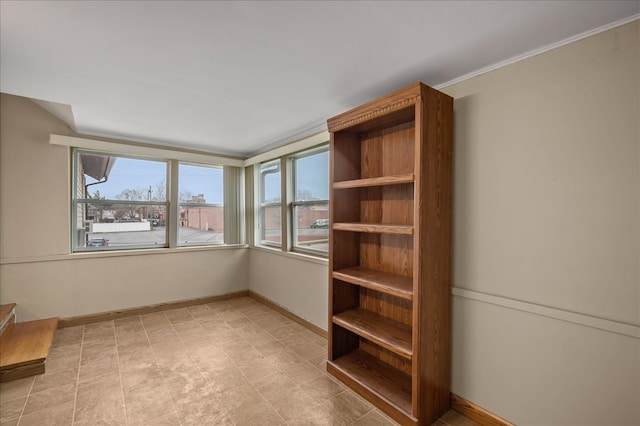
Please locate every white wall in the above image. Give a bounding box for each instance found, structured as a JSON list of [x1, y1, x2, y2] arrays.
[[249, 249, 328, 329], [0, 94, 249, 321], [248, 21, 639, 425]]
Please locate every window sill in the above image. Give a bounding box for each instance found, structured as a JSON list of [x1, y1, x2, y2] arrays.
[[251, 245, 329, 266], [0, 244, 249, 265]]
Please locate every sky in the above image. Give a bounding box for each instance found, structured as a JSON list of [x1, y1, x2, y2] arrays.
[[85, 158, 224, 204], [263, 150, 328, 202], [85, 150, 328, 204]]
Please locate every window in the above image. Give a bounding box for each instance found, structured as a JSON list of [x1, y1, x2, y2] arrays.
[[254, 144, 329, 257], [258, 160, 282, 247], [72, 149, 240, 252], [178, 163, 224, 245], [292, 148, 329, 254], [73, 151, 168, 251]]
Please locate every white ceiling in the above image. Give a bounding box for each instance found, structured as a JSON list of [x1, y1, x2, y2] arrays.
[[1, 1, 638, 157]]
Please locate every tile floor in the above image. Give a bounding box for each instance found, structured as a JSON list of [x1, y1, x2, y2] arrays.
[[0, 297, 477, 425]]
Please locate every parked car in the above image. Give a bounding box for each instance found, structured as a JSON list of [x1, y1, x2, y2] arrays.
[[310, 219, 329, 229], [87, 238, 109, 247]]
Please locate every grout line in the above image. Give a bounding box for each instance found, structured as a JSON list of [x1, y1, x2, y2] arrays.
[[143, 310, 182, 425], [70, 324, 84, 426], [16, 370, 37, 425], [113, 319, 129, 426]]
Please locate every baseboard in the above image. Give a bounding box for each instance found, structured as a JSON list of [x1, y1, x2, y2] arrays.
[[58, 290, 250, 328], [451, 393, 514, 426], [248, 290, 328, 338]]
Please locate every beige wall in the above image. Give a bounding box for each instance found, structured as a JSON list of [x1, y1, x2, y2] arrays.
[[249, 249, 328, 329], [442, 21, 639, 425], [0, 94, 249, 321], [249, 21, 639, 425]]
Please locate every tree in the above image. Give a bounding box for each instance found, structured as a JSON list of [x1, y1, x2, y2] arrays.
[[116, 188, 146, 201], [89, 190, 105, 200], [296, 188, 314, 201], [153, 180, 166, 201], [115, 187, 146, 220], [180, 189, 194, 202]]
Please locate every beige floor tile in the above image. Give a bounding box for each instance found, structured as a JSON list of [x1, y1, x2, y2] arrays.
[[352, 409, 398, 425], [268, 388, 319, 421], [282, 360, 324, 384], [51, 326, 83, 347], [255, 340, 286, 357], [289, 341, 326, 360], [268, 325, 301, 340], [76, 372, 121, 401], [200, 361, 250, 394], [17, 400, 74, 426], [121, 367, 165, 395], [82, 336, 117, 353], [124, 383, 173, 425], [45, 350, 81, 371], [216, 383, 273, 424], [4, 299, 476, 426], [164, 308, 193, 323], [0, 376, 34, 402], [31, 367, 78, 393], [253, 371, 299, 401], [145, 411, 181, 426], [48, 342, 82, 358], [320, 390, 374, 424], [285, 403, 347, 426], [80, 346, 117, 367], [118, 351, 158, 372], [140, 312, 168, 323], [240, 405, 285, 425], [216, 310, 246, 322], [299, 375, 346, 404], [73, 385, 125, 425], [307, 352, 328, 371], [83, 322, 115, 343], [164, 373, 210, 401], [22, 382, 76, 416], [0, 396, 26, 423], [207, 327, 244, 346], [78, 353, 118, 383], [114, 329, 148, 345], [114, 315, 142, 326], [170, 381, 216, 416], [238, 355, 281, 382]]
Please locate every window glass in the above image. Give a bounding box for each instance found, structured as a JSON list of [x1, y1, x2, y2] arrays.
[[178, 164, 224, 245], [292, 149, 329, 254], [74, 152, 167, 251], [258, 161, 282, 247]]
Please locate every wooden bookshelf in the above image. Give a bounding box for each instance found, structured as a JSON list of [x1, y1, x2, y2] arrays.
[[328, 349, 414, 417], [333, 223, 414, 235], [333, 267, 413, 300], [333, 173, 415, 189], [333, 308, 412, 359], [327, 82, 453, 425]]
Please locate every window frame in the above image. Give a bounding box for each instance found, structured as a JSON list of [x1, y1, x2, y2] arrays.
[[253, 143, 329, 259], [72, 149, 170, 252], [71, 148, 239, 253], [257, 159, 283, 249], [290, 146, 329, 257], [177, 162, 225, 247]]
